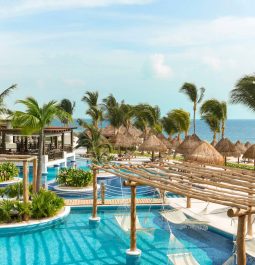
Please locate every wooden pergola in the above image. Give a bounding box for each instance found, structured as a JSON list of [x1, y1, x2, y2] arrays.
[[0, 154, 37, 218], [92, 161, 255, 265]]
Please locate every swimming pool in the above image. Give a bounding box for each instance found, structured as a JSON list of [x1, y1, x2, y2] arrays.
[[0, 206, 236, 265]]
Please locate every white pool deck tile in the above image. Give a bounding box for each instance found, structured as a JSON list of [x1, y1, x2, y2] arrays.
[[166, 197, 255, 257]]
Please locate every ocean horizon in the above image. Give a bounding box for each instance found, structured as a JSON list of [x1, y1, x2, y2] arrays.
[[52, 119, 255, 144]]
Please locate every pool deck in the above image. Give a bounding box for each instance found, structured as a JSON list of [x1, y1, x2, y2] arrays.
[[64, 198, 163, 206]]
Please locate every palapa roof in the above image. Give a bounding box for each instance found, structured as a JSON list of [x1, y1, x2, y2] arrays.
[[245, 141, 252, 148], [101, 125, 142, 138], [157, 134, 172, 149], [185, 141, 224, 165], [138, 134, 167, 152], [170, 138, 181, 149], [175, 134, 201, 155], [113, 131, 138, 148], [243, 144, 255, 159], [215, 138, 241, 157], [235, 140, 247, 154]]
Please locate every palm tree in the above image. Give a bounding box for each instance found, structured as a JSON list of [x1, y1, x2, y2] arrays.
[[82, 91, 103, 128], [179, 83, 205, 134], [12, 98, 72, 192], [201, 113, 220, 143], [230, 75, 255, 112], [133, 104, 162, 138], [103, 94, 124, 135], [161, 116, 178, 140], [77, 122, 112, 164], [200, 99, 227, 139], [167, 109, 190, 141], [59, 99, 75, 126], [0, 84, 17, 115]]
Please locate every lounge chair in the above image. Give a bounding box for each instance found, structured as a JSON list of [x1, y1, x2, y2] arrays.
[[167, 252, 199, 265]]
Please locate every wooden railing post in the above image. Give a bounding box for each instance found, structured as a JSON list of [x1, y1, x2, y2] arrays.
[[32, 158, 37, 193], [236, 215, 246, 265]]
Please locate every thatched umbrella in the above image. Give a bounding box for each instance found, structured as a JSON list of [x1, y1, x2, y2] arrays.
[[215, 138, 241, 165], [243, 144, 255, 168], [157, 134, 172, 149], [138, 134, 167, 161], [175, 134, 201, 156], [170, 138, 180, 150], [114, 131, 138, 150], [186, 141, 224, 165], [101, 125, 143, 139], [235, 140, 247, 163], [245, 141, 252, 149], [101, 125, 115, 138]]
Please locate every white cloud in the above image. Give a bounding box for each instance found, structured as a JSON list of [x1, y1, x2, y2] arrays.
[[150, 54, 173, 79], [0, 0, 153, 18]]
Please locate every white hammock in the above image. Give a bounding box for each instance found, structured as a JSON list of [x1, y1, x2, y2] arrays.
[[222, 255, 235, 265], [167, 252, 200, 265], [115, 214, 154, 232], [160, 209, 208, 225]]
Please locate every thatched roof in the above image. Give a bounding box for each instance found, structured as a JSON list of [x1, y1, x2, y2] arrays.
[[156, 134, 172, 149], [113, 131, 138, 148], [245, 141, 252, 149], [185, 141, 224, 165], [138, 134, 167, 152], [215, 138, 241, 157], [175, 134, 201, 155], [170, 138, 181, 150], [101, 125, 142, 138], [243, 144, 255, 159], [235, 140, 247, 154]]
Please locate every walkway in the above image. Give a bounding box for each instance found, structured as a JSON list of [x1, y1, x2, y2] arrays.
[[65, 198, 163, 206]]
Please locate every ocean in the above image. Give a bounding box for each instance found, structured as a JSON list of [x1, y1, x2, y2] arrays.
[[52, 119, 255, 144]]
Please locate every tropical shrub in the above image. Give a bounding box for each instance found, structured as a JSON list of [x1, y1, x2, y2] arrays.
[[0, 162, 19, 182], [4, 183, 33, 199], [0, 200, 31, 223], [57, 168, 92, 187], [31, 189, 64, 219], [226, 162, 255, 171]]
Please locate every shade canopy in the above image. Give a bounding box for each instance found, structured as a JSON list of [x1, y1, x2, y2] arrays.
[[185, 141, 224, 165], [157, 134, 172, 149], [235, 140, 247, 154], [101, 125, 142, 138], [138, 134, 167, 152], [215, 138, 241, 157], [243, 144, 255, 159], [170, 138, 181, 150], [113, 131, 138, 148], [245, 141, 252, 149], [175, 134, 201, 156]]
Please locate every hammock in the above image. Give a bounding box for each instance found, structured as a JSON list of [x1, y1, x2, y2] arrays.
[[115, 214, 154, 233], [167, 252, 200, 265], [222, 255, 235, 265], [160, 209, 208, 225]]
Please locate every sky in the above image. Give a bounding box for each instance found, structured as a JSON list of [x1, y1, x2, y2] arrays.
[[1, 0, 255, 119]]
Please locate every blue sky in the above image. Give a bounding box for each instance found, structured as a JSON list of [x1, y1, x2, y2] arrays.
[[1, 0, 255, 119]]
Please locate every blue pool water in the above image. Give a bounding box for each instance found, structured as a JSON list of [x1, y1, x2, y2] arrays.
[[0, 206, 235, 265]]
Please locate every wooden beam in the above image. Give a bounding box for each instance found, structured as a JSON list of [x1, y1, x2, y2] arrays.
[[236, 215, 246, 265]]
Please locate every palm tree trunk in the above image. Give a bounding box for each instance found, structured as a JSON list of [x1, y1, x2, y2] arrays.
[[193, 104, 196, 135], [213, 131, 216, 142], [221, 120, 225, 139], [36, 129, 44, 192]]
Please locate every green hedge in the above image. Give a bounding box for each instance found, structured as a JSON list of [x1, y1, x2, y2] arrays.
[[226, 162, 255, 171], [57, 168, 92, 187], [0, 162, 19, 183]]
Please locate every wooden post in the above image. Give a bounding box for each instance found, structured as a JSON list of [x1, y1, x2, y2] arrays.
[[92, 169, 98, 218], [61, 133, 65, 151], [32, 158, 37, 193], [101, 182, 105, 205], [70, 129, 74, 150], [236, 215, 246, 265], [186, 196, 191, 208], [23, 161, 29, 204], [130, 184, 137, 251], [247, 212, 253, 237]]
